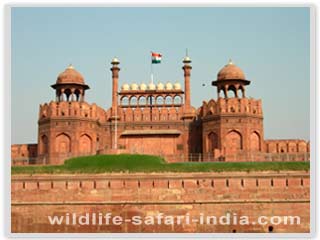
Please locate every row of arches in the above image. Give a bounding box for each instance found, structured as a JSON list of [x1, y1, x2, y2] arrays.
[[40, 133, 93, 155], [56, 88, 84, 102], [120, 95, 183, 106], [217, 84, 246, 98], [207, 130, 261, 153]]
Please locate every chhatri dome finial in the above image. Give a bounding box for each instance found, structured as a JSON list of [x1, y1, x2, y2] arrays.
[[67, 64, 74, 69], [111, 57, 120, 65], [228, 59, 234, 65]]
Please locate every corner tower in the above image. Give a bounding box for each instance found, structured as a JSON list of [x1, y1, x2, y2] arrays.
[[37, 65, 105, 164], [212, 59, 250, 98], [200, 60, 264, 161]]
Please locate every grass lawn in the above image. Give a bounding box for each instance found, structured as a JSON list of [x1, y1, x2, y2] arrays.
[[11, 154, 310, 174]]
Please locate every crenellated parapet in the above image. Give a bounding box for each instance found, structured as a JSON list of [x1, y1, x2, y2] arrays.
[[200, 97, 263, 118], [264, 139, 310, 154], [39, 101, 106, 123]]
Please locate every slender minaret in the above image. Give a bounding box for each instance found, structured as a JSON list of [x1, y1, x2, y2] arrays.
[[110, 57, 120, 117], [182, 52, 192, 114]]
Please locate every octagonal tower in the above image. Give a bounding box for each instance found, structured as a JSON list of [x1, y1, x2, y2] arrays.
[[37, 65, 105, 164], [200, 60, 264, 161]]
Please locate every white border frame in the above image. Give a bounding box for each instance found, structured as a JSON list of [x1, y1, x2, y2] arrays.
[[1, 1, 317, 240]]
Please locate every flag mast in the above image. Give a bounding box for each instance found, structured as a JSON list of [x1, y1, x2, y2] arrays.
[[150, 51, 154, 84]]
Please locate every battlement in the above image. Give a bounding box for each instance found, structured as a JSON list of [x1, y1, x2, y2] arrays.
[[265, 139, 310, 153], [200, 97, 262, 118], [11, 171, 310, 233], [39, 101, 106, 123], [11, 171, 310, 202], [11, 144, 38, 165]]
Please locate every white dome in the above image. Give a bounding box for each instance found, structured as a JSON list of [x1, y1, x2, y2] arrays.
[[121, 83, 130, 91], [174, 82, 181, 90], [131, 83, 138, 90], [111, 57, 120, 65], [183, 56, 191, 63], [140, 83, 147, 90], [157, 82, 164, 90], [165, 82, 173, 90], [148, 82, 156, 90]]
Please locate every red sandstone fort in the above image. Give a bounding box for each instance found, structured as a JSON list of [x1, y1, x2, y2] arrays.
[[11, 56, 309, 165]]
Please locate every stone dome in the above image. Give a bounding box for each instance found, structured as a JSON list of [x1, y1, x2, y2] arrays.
[[173, 82, 181, 90], [165, 82, 173, 90], [140, 83, 147, 91], [56, 64, 85, 85], [217, 60, 246, 81], [131, 83, 138, 91], [148, 82, 156, 90], [157, 82, 164, 90], [121, 83, 130, 91]]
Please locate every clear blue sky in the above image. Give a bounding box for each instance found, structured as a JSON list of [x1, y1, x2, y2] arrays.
[[11, 7, 310, 144]]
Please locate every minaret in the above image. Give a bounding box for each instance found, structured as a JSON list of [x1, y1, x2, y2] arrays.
[[182, 53, 192, 115], [110, 57, 120, 118]]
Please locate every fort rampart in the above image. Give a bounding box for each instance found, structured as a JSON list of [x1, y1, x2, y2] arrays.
[[11, 171, 310, 233]]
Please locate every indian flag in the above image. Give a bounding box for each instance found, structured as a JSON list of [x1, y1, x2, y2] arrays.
[[151, 52, 162, 64]]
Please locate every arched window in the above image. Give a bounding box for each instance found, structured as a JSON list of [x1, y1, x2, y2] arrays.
[[139, 96, 146, 106], [156, 96, 164, 105], [130, 96, 137, 106], [165, 96, 173, 105], [121, 96, 129, 106], [173, 95, 182, 105]]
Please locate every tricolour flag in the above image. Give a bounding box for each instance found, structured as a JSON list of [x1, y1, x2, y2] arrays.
[[151, 52, 162, 64]]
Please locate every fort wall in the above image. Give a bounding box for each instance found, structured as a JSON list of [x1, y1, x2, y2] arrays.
[[11, 144, 38, 165], [11, 171, 310, 233]]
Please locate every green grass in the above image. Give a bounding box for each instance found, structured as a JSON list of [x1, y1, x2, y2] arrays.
[[11, 154, 310, 174]]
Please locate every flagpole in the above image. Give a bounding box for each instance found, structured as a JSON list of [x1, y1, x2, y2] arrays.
[[150, 51, 154, 84]]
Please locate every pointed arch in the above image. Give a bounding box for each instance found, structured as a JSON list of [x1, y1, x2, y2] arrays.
[[208, 132, 218, 152], [79, 134, 92, 154], [250, 131, 261, 151], [55, 133, 71, 153], [40, 135, 49, 154], [225, 130, 242, 154]]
